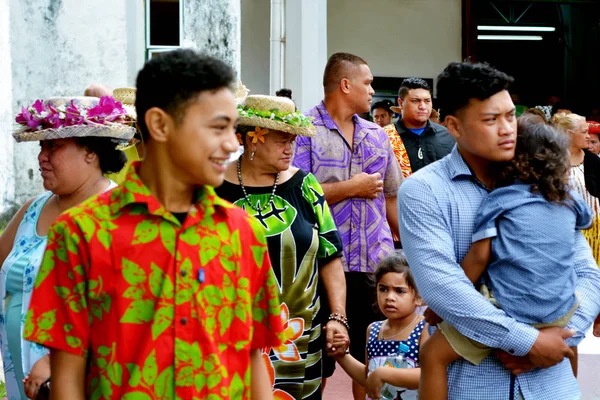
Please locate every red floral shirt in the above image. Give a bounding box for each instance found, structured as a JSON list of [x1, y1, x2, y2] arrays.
[[24, 163, 283, 399]]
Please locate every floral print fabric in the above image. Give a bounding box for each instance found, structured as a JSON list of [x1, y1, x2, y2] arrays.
[[24, 163, 283, 399], [217, 170, 343, 399]]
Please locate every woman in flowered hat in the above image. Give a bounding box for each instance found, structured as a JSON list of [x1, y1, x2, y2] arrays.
[[216, 93, 348, 399], [0, 95, 134, 399]]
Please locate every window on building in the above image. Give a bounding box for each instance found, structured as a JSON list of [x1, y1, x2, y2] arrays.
[[145, 0, 182, 59]]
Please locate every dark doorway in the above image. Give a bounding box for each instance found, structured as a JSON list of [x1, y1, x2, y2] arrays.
[[463, 0, 600, 116]]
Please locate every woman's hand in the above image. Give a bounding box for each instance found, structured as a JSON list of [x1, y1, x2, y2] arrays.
[[23, 355, 50, 399], [324, 320, 349, 357]]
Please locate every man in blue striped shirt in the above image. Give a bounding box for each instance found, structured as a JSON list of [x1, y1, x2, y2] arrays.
[[398, 62, 600, 399]]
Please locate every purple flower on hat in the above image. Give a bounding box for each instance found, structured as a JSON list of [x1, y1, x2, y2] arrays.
[[64, 100, 84, 126], [44, 105, 63, 129], [15, 106, 42, 130], [87, 96, 127, 124], [31, 99, 46, 114]]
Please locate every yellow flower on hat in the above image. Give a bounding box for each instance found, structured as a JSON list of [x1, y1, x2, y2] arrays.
[[247, 127, 269, 143]]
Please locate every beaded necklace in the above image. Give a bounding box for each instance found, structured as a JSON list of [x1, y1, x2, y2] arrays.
[[237, 158, 280, 212]]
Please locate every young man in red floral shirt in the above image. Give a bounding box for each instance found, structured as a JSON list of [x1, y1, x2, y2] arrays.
[[24, 49, 283, 399]]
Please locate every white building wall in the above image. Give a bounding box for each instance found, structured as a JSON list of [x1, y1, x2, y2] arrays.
[[327, 0, 462, 89], [0, 1, 15, 212], [240, 0, 271, 95], [184, 0, 241, 75]]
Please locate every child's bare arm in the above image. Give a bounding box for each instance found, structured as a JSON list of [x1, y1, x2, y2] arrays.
[[331, 326, 370, 386], [250, 349, 273, 400], [461, 238, 492, 283]]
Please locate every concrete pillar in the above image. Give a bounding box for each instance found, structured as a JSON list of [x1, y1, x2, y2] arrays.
[[183, 0, 241, 75], [284, 0, 327, 112]]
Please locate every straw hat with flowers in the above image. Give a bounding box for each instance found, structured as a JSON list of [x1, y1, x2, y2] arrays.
[[13, 96, 136, 143], [237, 92, 316, 137]]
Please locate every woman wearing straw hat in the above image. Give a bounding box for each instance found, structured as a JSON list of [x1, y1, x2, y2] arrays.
[[216, 94, 348, 399], [0, 95, 134, 399]]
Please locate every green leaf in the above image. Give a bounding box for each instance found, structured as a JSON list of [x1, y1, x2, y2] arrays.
[[207, 373, 222, 389], [99, 375, 112, 398], [142, 350, 158, 385], [154, 366, 174, 397], [229, 373, 244, 400], [56, 240, 68, 263], [180, 230, 200, 246], [176, 365, 193, 387], [218, 306, 234, 336], [215, 222, 230, 240], [74, 264, 85, 276], [159, 221, 176, 255], [79, 215, 96, 242], [205, 317, 216, 335], [123, 286, 143, 300], [66, 335, 82, 349], [150, 263, 174, 299], [90, 303, 103, 321], [151, 305, 173, 340], [200, 236, 221, 266], [97, 357, 107, 369], [55, 286, 71, 299], [98, 345, 111, 357], [35, 250, 55, 289], [122, 258, 146, 285], [126, 364, 142, 387], [37, 310, 57, 330], [64, 323, 73, 333], [120, 300, 155, 324], [230, 230, 241, 257], [97, 229, 111, 250], [190, 342, 203, 369], [234, 303, 248, 323], [107, 362, 123, 386], [235, 288, 251, 302], [121, 393, 152, 400], [194, 374, 206, 392], [68, 299, 83, 313], [224, 286, 235, 302], [132, 220, 159, 244], [101, 294, 112, 313], [251, 246, 266, 267], [220, 257, 236, 272], [238, 277, 250, 289], [175, 288, 192, 306], [207, 394, 221, 400], [203, 286, 223, 307]]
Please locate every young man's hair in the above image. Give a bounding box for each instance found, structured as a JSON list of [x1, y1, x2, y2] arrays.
[[135, 49, 235, 140], [322, 52, 368, 94], [370, 100, 393, 115], [398, 78, 431, 100], [436, 62, 514, 117]]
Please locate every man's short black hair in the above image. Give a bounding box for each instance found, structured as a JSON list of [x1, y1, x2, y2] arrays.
[[398, 78, 431, 100], [135, 49, 235, 140], [371, 100, 393, 114], [436, 62, 513, 117]]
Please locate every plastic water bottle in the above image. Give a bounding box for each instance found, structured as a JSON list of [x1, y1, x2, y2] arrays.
[[379, 342, 411, 400]]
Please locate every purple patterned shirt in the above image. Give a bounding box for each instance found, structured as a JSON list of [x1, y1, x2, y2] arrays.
[[293, 102, 402, 272]]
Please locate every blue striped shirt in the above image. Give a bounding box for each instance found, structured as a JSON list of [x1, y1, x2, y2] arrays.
[[398, 146, 600, 399]]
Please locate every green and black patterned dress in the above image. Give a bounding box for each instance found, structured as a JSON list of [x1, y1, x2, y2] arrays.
[[217, 169, 343, 400]]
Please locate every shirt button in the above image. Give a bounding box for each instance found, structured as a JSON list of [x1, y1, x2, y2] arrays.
[[181, 270, 187, 277], [180, 318, 188, 325]]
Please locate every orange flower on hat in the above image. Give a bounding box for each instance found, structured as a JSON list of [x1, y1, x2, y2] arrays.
[[247, 127, 269, 143]]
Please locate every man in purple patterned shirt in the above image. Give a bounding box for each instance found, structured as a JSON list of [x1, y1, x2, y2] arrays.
[[293, 52, 402, 399]]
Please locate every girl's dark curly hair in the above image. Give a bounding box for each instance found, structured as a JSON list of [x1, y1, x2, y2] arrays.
[[495, 123, 570, 203]]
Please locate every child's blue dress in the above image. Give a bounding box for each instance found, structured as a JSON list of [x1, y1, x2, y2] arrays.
[[366, 319, 426, 400]]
